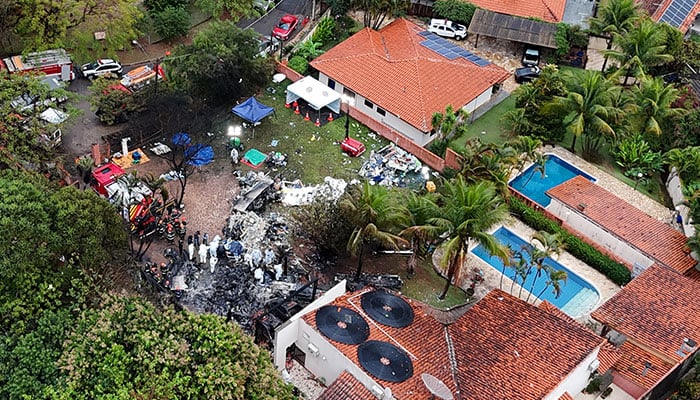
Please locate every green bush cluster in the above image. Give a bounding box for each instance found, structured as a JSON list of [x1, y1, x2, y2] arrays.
[[287, 55, 309, 75], [312, 17, 336, 45], [509, 198, 631, 286]]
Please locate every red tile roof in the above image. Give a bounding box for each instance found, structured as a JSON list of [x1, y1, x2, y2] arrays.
[[559, 393, 575, 400], [303, 289, 457, 399], [638, 0, 700, 32], [318, 370, 374, 400], [613, 341, 674, 391], [309, 18, 509, 133], [469, 0, 566, 22], [597, 342, 622, 374], [547, 176, 696, 274], [449, 290, 602, 400], [592, 264, 700, 363]]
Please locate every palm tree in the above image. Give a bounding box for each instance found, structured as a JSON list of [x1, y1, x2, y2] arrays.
[[535, 268, 569, 300], [630, 76, 684, 136], [400, 193, 438, 276], [341, 181, 407, 281], [429, 178, 510, 300], [525, 231, 565, 303], [545, 70, 617, 158], [604, 17, 673, 85], [588, 0, 640, 72]]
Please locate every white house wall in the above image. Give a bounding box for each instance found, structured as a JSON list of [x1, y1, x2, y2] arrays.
[[666, 168, 695, 237], [317, 73, 497, 147], [548, 199, 656, 273], [544, 348, 601, 400], [273, 280, 348, 368]]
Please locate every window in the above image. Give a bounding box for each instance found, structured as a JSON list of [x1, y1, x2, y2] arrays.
[[377, 108, 386, 116], [364, 99, 374, 108], [328, 79, 335, 89]]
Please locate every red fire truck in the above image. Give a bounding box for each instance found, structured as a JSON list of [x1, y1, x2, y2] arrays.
[[1, 49, 75, 81]]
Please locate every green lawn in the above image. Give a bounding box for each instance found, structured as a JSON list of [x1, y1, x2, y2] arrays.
[[448, 95, 515, 152], [213, 80, 388, 184], [401, 257, 469, 309]]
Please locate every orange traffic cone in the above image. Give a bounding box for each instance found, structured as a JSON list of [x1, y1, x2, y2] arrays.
[[294, 105, 300, 115], [285, 102, 291, 108], [304, 112, 310, 121], [315, 118, 321, 127], [293, 100, 298, 108], [328, 113, 334, 122]]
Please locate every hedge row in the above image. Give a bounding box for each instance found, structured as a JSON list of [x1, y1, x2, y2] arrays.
[[509, 198, 632, 286]]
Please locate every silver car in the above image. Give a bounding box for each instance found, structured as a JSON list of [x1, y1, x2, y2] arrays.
[[80, 59, 123, 79]]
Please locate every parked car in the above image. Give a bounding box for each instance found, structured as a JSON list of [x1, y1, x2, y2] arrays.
[[522, 48, 540, 66], [254, 0, 275, 12], [427, 18, 467, 40], [514, 65, 541, 83], [11, 76, 68, 114], [80, 59, 123, 79], [272, 14, 299, 41]]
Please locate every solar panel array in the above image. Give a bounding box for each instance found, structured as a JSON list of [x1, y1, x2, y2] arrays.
[[418, 31, 490, 67], [659, 0, 697, 28]]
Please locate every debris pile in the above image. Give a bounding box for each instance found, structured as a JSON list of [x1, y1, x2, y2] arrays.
[[358, 144, 428, 188], [280, 176, 348, 206]]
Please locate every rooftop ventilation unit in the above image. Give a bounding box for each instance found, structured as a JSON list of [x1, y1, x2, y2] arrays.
[[357, 340, 413, 383], [361, 290, 414, 328], [677, 338, 698, 357], [421, 373, 454, 400], [315, 305, 370, 345]]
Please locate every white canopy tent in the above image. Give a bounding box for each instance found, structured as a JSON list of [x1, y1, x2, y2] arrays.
[[285, 76, 341, 114]]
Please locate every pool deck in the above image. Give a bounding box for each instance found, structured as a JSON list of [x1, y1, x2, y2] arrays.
[[469, 146, 676, 323]]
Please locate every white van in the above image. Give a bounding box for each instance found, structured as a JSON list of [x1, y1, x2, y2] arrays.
[[427, 19, 467, 40]]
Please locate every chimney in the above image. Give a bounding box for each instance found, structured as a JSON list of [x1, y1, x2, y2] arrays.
[[642, 361, 652, 376], [577, 202, 587, 212], [677, 338, 697, 356]]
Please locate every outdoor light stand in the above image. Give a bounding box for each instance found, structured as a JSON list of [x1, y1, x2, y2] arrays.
[[345, 108, 350, 139]]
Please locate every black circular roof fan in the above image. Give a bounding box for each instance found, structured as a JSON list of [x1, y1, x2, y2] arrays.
[[361, 290, 414, 328], [315, 305, 370, 345], [357, 340, 414, 383]]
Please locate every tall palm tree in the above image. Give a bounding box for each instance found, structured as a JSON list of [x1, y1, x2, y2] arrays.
[[545, 70, 617, 158], [535, 268, 569, 300], [525, 231, 565, 303], [588, 0, 640, 72], [604, 17, 674, 85], [341, 181, 407, 281], [428, 178, 510, 300], [630, 76, 684, 136], [400, 193, 438, 276]]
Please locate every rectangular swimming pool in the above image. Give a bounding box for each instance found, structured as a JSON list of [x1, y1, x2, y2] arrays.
[[472, 227, 600, 318], [509, 154, 596, 207]]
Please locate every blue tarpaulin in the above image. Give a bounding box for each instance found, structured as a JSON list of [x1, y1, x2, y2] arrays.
[[231, 97, 275, 124], [185, 144, 214, 166]]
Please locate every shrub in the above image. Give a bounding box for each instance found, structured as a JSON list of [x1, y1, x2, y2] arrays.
[[312, 17, 336, 45], [287, 56, 308, 75], [433, 0, 477, 26], [144, 0, 189, 11], [585, 377, 601, 393], [151, 6, 191, 41], [509, 198, 631, 286]]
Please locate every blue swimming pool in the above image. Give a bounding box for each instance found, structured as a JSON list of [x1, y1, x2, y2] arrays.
[[473, 227, 600, 317], [509, 154, 596, 207]]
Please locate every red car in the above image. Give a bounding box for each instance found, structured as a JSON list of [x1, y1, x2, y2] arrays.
[[272, 14, 299, 41]]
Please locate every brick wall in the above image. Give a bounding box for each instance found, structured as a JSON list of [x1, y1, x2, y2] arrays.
[[275, 61, 304, 82], [444, 148, 462, 170]]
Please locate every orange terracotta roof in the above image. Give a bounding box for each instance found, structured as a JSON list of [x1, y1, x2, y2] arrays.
[[302, 289, 457, 399], [559, 393, 575, 400], [469, 0, 565, 22], [318, 370, 374, 400], [309, 18, 509, 133], [449, 290, 602, 400], [613, 341, 674, 391], [592, 264, 700, 362], [547, 176, 696, 274], [598, 342, 622, 374], [639, 0, 700, 32], [539, 300, 583, 327]]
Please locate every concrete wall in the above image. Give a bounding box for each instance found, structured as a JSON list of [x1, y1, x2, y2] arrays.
[[545, 349, 601, 400], [666, 168, 695, 237], [273, 280, 347, 368], [548, 198, 655, 275]]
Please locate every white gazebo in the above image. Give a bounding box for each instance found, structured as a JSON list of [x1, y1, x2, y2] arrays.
[[285, 76, 341, 114]]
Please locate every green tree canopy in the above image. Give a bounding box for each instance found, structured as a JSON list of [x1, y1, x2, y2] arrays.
[[432, 0, 477, 27], [56, 295, 296, 399], [3, 0, 142, 62], [166, 21, 274, 105]]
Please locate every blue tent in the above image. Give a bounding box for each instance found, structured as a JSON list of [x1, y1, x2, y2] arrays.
[[231, 97, 275, 124]]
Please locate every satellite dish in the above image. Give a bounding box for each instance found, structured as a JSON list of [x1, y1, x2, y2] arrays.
[[357, 340, 413, 383], [421, 373, 454, 400], [361, 290, 414, 328], [315, 306, 370, 345]]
